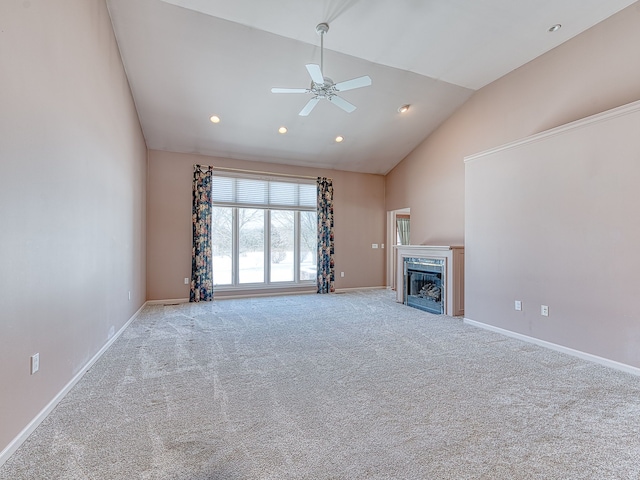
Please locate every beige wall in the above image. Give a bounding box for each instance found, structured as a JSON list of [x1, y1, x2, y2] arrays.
[[385, 3, 640, 369], [147, 150, 386, 300], [385, 2, 640, 245], [0, 0, 147, 455], [466, 101, 640, 368]]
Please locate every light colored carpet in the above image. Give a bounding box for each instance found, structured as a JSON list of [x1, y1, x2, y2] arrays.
[[2, 290, 640, 479]]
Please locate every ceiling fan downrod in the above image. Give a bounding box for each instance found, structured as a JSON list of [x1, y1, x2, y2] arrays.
[[316, 22, 329, 76]]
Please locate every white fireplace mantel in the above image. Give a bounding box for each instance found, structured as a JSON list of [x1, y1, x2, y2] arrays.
[[394, 245, 464, 316]]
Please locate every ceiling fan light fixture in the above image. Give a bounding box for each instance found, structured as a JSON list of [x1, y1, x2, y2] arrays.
[[335, 135, 344, 143], [398, 104, 410, 114], [209, 115, 221, 124], [278, 126, 288, 134], [548, 24, 562, 32]]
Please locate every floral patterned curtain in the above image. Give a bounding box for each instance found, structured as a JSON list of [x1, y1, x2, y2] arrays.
[[317, 177, 334, 293], [190, 165, 214, 302]]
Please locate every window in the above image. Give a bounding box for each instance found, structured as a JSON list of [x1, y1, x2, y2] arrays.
[[270, 210, 294, 282], [211, 172, 317, 289], [239, 208, 264, 283]]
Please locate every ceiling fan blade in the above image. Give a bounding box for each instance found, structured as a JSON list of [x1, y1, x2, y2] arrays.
[[271, 87, 309, 94], [334, 75, 372, 92], [299, 97, 320, 116], [329, 95, 356, 113], [305, 64, 325, 85]]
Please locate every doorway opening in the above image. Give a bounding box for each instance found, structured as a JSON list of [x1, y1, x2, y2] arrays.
[[386, 208, 410, 288]]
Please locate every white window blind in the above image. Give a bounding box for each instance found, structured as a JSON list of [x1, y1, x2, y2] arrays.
[[212, 172, 316, 210]]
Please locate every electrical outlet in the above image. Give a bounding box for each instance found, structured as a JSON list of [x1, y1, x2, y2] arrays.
[[184, 277, 189, 285], [515, 300, 522, 311], [31, 353, 39, 375], [541, 305, 549, 317], [381, 244, 385, 249], [340, 272, 345, 277]]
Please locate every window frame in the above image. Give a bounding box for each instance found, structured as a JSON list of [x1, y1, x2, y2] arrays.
[[210, 172, 316, 291]]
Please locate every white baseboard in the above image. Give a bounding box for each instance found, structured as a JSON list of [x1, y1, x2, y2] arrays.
[[148, 287, 386, 303], [335, 286, 386, 293], [0, 302, 148, 468], [148, 291, 317, 303], [464, 317, 640, 377], [219, 286, 387, 298], [145, 298, 189, 305], [214, 289, 315, 300]]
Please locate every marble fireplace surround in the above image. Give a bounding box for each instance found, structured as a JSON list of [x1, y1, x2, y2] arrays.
[[394, 245, 464, 316]]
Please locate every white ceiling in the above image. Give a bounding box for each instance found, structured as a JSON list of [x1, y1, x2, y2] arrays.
[[106, 0, 636, 174]]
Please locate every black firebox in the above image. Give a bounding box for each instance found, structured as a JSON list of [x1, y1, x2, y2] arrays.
[[403, 257, 445, 314]]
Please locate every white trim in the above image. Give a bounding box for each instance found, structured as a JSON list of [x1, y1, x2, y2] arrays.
[[157, 287, 383, 304], [386, 207, 411, 289], [150, 287, 385, 301], [0, 302, 148, 468], [148, 288, 317, 303], [214, 289, 315, 300], [147, 286, 390, 305], [464, 99, 640, 164], [334, 286, 386, 293], [464, 317, 640, 377], [145, 298, 190, 305]]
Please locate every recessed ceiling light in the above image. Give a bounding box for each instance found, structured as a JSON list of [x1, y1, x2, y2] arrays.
[[335, 135, 344, 143], [398, 104, 410, 113], [278, 126, 288, 134], [548, 24, 562, 33], [209, 115, 221, 124]]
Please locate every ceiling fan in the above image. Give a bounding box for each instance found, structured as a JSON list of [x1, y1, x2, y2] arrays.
[[271, 22, 372, 116]]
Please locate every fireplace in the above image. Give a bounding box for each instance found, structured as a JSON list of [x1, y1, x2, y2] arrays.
[[403, 257, 445, 314], [395, 246, 463, 316]]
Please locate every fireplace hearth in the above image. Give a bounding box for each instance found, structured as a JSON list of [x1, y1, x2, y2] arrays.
[[404, 257, 444, 314]]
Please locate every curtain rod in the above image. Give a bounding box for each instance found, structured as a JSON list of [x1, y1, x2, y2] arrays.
[[207, 165, 317, 181]]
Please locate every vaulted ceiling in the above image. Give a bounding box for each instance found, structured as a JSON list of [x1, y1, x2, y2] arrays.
[[106, 0, 636, 174]]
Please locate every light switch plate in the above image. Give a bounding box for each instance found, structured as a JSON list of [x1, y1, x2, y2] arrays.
[[515, 300, 522, 311], [31, 353, 39, 375]]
